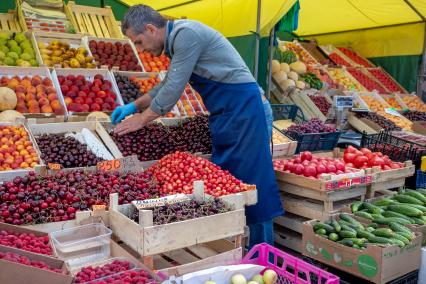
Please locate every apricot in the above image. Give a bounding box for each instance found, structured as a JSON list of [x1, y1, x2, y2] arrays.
[[28, 106, 40, 113], [46, 86, 56, 94], [41, 105, 53, 113], [15, 84, 27, 93], [36, 85, 46, 93], [25, 93, 36, 101], [64, 96, 73, 105], [27, 99, 39, 108], [20, 162, 29, 168], [7, 79, 20, 89], [20, 79, 31, 88], [27, 86, 36, 95], [43, 78, 53, 86], [19, 149, 29, 156], [16, 91, 26, 101], [16, 106, 28, 113], [37, 93, 47, 100]]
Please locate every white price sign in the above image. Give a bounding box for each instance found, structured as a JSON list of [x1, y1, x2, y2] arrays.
[[132, 194, 189, 209]]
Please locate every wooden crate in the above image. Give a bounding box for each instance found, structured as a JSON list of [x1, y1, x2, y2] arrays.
[[366, 67, 408, 94], [108, 190, 245, 265], [397, 93, 426, 112], [289, 90, 328, 121], [0, 10, 21, 32], [272, 128, 297, 157], [51, 68, 123, 121], [366, 160, 415, 198], [356, 91, 391, 112], [348, 112, 383, 134], [65, 1, 122, 38], [0, 66, 67, 123], [274, 222, 303, 253], [326, 67, 367, 92], [155, 239, 242, 277], [380, 93, 408, 110]]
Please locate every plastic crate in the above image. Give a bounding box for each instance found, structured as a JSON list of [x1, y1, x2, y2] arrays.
[[387, 270, 418, 284], [285, 131, 341, 154], [416, 170, 426, 189], [271, 104, 306, 124], [241, 243, 339, 284]]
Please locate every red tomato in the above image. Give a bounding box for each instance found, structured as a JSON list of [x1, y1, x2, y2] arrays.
[[360, 148, 372, 155], [343, 153, 356, 163], [346, 163, 354, 168], [335, 162, 346, 171], [391, 163, 401, 169], [294, 164, 304, 175], [327, 164, 337, 173], [383, 165, 391, 171], [354, 156, 369, 168], [300, 151, 313, 162], [371, 157, 385, 167], [354, 150, 364, 156], [316, 164, 326, 175], [304, 165, 317, 177], [346, 145, 357, 154]]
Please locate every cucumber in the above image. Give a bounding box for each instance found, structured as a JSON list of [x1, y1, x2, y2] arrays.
[[387, 204, 423, 217], [353, 244, 361, 249], [371, 214, 384, 219], [315, 229, 327, 235], [416, 188, 426, 197], [367, 223, 378, 229], [408, 204, 426, 213], [324, 220, 332, 225], [393, 194, 424, 205], [338, 222, 357, 233], [389, 238, 405, 247], [351, 201, 364, 213], [373, 217, 413, 225], [405, 190, 426, 204], [331, 220, 341, 232], [383, 211, 413, 220], [372, 228, 395, 238], [366, 227, 375, 233], [396, 230, 415, 241], [339, 213, 364, 228], [373, 198, 397, 206], [421, 216, 426, 222], [339, 230, 357, 239], [341, 238, 366, 246], [313, 222, 335, 233], [363, 203, 384, 214], [368, 236, 393, 244], [411, 217, 425, 225], [338, 239, 354, 247], [329, 233, 339, 241], [354, 211, 373, 220], [356, 229, 375, 239], [389, 223, 414, 237], [392, 233, 410, 245]]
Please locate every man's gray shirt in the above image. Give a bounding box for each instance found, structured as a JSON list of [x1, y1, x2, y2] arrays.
[[149, 19, 258, 115]]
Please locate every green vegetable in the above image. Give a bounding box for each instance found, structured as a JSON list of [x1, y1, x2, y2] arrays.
[[339, 230, 357, 239], [351, 201, 364, 213], [373, 198, 397, 206], [387, 204, 423, 217], [407, 204, 426, 213], [339, 213, 363, 228], [356, 229, 375, 239], [276, 50, 297, 64], [372, 228, 395, 238], [392, 233, 410, 245], [354, 211, 373, 220], [313, 222, 335, 233], [415, 188, 426, 197], [389, 238, 405, 247], [411, 217, 425, 225], [383, 210, 413, 220], [367, 223, 378, 229], [371, 214, 384, 219], [367, 236, 393, 244], [389, 223, 414, 238], [315, 229, 327, 235], [366, 227, 375, 232], [338, 221, 357, 233], [338, 239, 354, 247], [393, 194, 424, 206], [363, 203, 384, 214], [395, 230, 415, 241], [373, 217, 413, 225], [405, 190, 426, 204], [329, 233, 339, 241], [331, 220, 341, 232]]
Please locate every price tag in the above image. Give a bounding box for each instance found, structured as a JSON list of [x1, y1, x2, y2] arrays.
[[132, 194, 189, 210], [100, 65, 109, 70], [97, 159, 121, 172], [92, 204, 106, 211], [48, 163, 61, 170]]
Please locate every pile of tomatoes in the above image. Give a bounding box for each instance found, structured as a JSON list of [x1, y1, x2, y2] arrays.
[[343, 146, 404, 171]]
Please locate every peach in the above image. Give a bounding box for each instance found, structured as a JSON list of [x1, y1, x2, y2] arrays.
[[31, 76, 42, 87], [16, 106, 28, 113], [36, 85, 46, 93], [28, 106, 40, 113], [20, 162, 29, 168], [30, 162, 38, 168], [20, 79, 31, 88], [25, 93, 36, 101], [64, 96, 73, 105], [27, 99, 39, 108], [47, 93, 58, 101], [7, 79, 20, 89], [37, 93, 47, 100], [43, 78, 52, 86], [27, 86, 36, 95], [15, 84, 27, 93], [16, 91, 26, 101], [39, 98, 50, 106], [41, 105, 53, 113]]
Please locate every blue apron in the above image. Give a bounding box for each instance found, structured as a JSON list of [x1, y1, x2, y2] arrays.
[[166, 22, 283, 224]]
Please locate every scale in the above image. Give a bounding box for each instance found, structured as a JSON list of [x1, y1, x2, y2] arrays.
[[333, 95, 353, 130]]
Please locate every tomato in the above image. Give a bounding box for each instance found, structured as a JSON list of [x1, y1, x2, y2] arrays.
[[354, 150, 364, 156], [343, 153, 356, 163], [391, 163, 402, 169], [335, 162, 346, 171], [300, 151, 313, 162], [304, 165, 317, 177], [383, 165, 391, 171], [326, 164, 337, 173], [316, 164, 326, 175], [353, 156, 369, 168], [346, 145, 357, 154], [346, 163, 354, 168], [360, 148, 372, 155], [294, 164, 304, 175], [284, 162, 293, 171], [371, 156, 385, 167]]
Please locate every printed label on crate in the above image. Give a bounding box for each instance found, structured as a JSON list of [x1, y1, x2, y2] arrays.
[[325, 175, 372, 190], [47, 163, 61, 170], [132, 194, 190, 209]]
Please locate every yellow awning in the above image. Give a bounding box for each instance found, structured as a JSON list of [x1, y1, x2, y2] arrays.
[[120, 0, 297, 37]]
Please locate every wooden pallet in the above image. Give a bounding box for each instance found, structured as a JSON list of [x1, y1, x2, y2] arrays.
[[66, 1, 122, 38], [0, 11, 21, 32]]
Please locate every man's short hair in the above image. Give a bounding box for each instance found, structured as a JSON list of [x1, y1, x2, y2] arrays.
[[121, 5, 166, 35]]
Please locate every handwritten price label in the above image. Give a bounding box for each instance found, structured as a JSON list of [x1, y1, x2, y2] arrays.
[[97, 159, 121, 172], [48, 163, 61, 170], [92, 204, 106, 211]]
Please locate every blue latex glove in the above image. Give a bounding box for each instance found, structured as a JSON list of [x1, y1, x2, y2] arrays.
[[111, 103, 137, 124]]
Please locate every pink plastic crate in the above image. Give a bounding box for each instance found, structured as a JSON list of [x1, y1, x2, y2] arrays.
[[241, 243, 339, 284]]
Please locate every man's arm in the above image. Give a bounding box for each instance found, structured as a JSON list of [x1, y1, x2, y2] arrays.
[[114, 29, 203, 135]]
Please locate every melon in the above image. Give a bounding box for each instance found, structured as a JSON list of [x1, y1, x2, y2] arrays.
[[0, 110, 24, 122], [0, 87, 17, 111], [288, 71, 299, 81], [274, 71, 288, 83], [280, 79, 296, 90], [290, 61, 307, 74], [271, 60, 280, 74], [296, 81, 306, 89], [280, 63, 290, 74], [86, 111, 111, 122]]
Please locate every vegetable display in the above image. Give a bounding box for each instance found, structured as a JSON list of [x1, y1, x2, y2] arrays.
[[313, 213, 415, 249], [343, 146, 404, 171], [347, 68, 388, 93], [286, 118, 336, 134], [367, 68, 406, 93]]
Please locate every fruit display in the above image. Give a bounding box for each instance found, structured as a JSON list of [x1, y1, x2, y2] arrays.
[[271, 59, 307, 91], [208, 270, 277, 284], [358, 94, 387, 111], [273, 151, 357, 178], [0, 125, 40, 171], [131, 198, 232, 225], [74, 259, 135, 283], [355, 112, 401, 131], [300, 73, 323, 90], [306, 66, 339, 89], [37, 40, 96, 68], [382, 95, 404, 110], [57, 74, 119, 113], [377, 111, 412, 130], [286, 118, 336, 134], [328, 52, 352, 67], [0, 170, 159, 225], [88, 40, 142, 71], [138, 51, 170, 72], [400, 95, 426, 112], [282, 42, 318, 65], [114, 73, 161, 104], [0, 251, 65, 274], [36, 133, 104, 168], [337, 47, 374, 67], [148, 152, 245, 197], [312, 213, 414, 250], [272, 128, 292, 144], [274, 49, 297, 64], [0, 75, 65, 115], [347, 68, 388, 93], [87, 269, 157, 284], [343, 146, 404, 170], [0, 230, 52, 255], [111, 115, 211, 161], [0, 32, 38, 67], [349, 189, 426, 228], [391, 131, 426, 146], [367, 68, 406, 93], [402, 111, 426, 121], [308, 94, 331, 115], [327, 68, 365, 91]]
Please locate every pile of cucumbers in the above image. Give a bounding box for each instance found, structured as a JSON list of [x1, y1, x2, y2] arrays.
[[313, 213, 415, 249], [350, 189, 426, 226]]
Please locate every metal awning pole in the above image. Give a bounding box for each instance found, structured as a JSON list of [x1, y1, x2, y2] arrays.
[[266, 28, 275, 100], [254, 0, 261, 80]]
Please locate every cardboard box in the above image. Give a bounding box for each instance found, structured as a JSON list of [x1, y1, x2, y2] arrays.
[[0, 223, 54, 257], [0, 245, 73, 284], [302, 219, 422, 284]]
